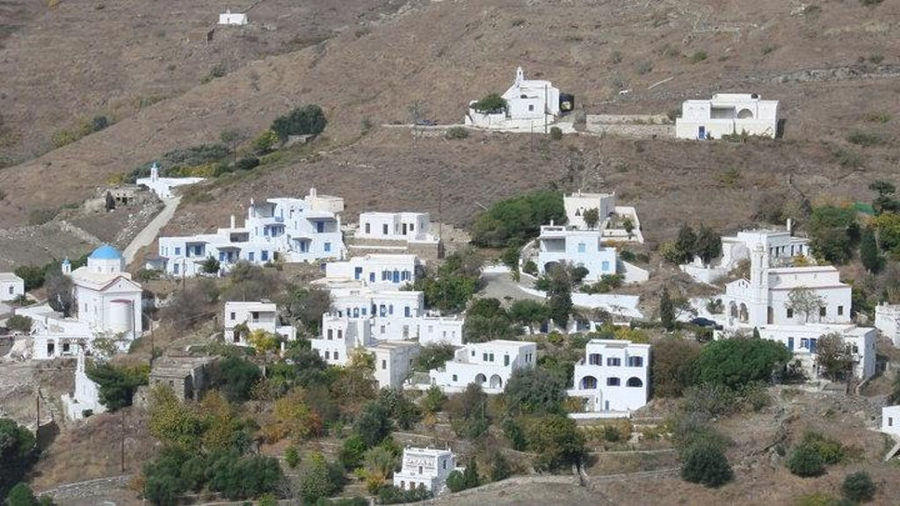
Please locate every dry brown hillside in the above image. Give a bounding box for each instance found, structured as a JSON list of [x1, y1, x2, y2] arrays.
[[0, 0, 898, 232], [0, 0, 411, 165]]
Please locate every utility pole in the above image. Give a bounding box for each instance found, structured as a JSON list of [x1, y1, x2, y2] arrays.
[[121, 410, 126, 473], [35, 388, 40, 435]]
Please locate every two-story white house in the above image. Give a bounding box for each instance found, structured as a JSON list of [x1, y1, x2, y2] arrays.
[[393, 447, 461, 495], [157, 189, 345, 276], [323, 254, 420, 289], [371, 341, 421, 389], [681, 222, 809, 284], [568, 339, 650, 414], [536, 225, 617, 281], [223, 301, 296, 346], [18, 245, 143, 360], [675, 93, 778, 139], [429, 340, 536, 394], [757, 323, 876, 380], [0, 272, 25, 302]]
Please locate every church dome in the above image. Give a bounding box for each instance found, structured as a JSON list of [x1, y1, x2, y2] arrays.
[[89, 244, 123, 260]]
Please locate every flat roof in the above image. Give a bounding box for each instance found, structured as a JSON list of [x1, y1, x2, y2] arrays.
[[0, 272, 23, 282]]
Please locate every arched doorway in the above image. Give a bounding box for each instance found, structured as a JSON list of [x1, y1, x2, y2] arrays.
[[489, 374, 503, 389], [474, 373, 487, 385]]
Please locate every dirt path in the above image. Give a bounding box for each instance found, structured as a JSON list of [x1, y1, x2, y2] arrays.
[[122, 196, 180, 265]]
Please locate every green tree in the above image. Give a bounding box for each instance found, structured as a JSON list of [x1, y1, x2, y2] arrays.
[[470, 190, 565, 248], [421, 385, 446, 415], [814, 333, 854, 381], [544, 263, 573, 328], [296, 452, 344, 503], [338, 434, 367, 470], [651, 336, 701, 397], [0, 419, 38, 499], [842, 471, 876, 502], [201, 256, 221, 274], [691, 338, 792, 389], [508, 299, 550, 331], [271, 105, 327, 141], [280, 285, 332, 335], [674, 224, 697, 263], [503, 368, 566, 415], [680, 443, 733, 487], [659, 287, 675, 330], [284, 446, 300, 469], [210, 356, 261, 403], [694, 225, 722, 264], [445, 384, 490, 439], [488, 452, 511, 482], [807, 206, 858, 264], [86, 362, 149, 411], [412, 344, 456, 373], [522, 414, 586, 471], [6, 315, 33, 333], [45, 272, 73, 317], [787, 444, 825, 477], [5, 482, 55, 506], [786, 287, 825, 323], [859, 227, 884, 273], [464, 299, 518, 342], [472, 93, 507, 113], [583, 208, 600, 229], [353, 402, 393, 448]]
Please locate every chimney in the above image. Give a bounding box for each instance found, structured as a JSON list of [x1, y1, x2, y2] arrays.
[[230, 215, 236, 228], [786, 218, 793, 235]]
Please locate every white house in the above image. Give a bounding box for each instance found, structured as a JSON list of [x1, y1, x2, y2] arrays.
[[681, 223, 809, 284], [882, 405, 900, 438], [371, 341, 420, 389], [218, 9, 248, 25], [311, 314, 372, 366], [223, 301, 296, 345], [563, 192, 644, 243], [757, 323, 876, 380], [465, 67, 573, 131], [721, 245, 851, 330], [158, 189, 345, 276], [323, 254, 420, 289], [675, 93, 778, 140], [356, 212, 438, 244], [875, 303, 900, 347], [568, 339, 650, 414], [61, 350, 107, 420], [536, 225, 617, 281], [429, 340, 536, 394], [18, 245, 143, 360], [135, 163, 205, 200], [393, 447, 460, 495], [0, 272, 25, 302]]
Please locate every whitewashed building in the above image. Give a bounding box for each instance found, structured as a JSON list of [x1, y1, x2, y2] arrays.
[[323, 254, 420, 289], [568, 339, 650, 414], [883, 405, 900, 438], [0, 272, 25, 302], [135, 163, 205, 199], [158, 189, 345, 276], [223, 301, 296, 345], [721, 246, 851, 330], [757, 323, 876, 380], [356, 212, 438, 244], [563, 192, 644, 243], [18, 245, 143, 360], [536, 225, 617, 281], [465, 67, 573, 131], [371, 341, 420, 389], [393, 447, 460, 495], [675, 93, 778, 140], [61, 351, 106, 420], [875, 303, 900, 347], [218, 9, 248, 25], [429, 340, 536, 394], [681, 223, 809, 284]]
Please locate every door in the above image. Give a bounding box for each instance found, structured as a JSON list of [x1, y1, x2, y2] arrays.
[[355, 267, 362, 280], [402, 223, 408, 235], [787, 337, 794, 351], [809, 338, 817, 353], [698, 126, 706, 139]]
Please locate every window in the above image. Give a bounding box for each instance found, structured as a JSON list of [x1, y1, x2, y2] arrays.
[[261, 251, 269, 261], [528, 104, 534, 111], [365, 223, 370, 234], [405, 306, 411, 317], [787, 308, 794, 318], [800, 338, 809, 349], [327, 329, 333, 340], [369, 272, 375, 282], [383, 224, 389, 235], [607, 357, 621, 366], [248, 252, 254, 261], [578, 243, 586, 253], [483, 353, 489, 361], [338, 330, 343, 339], [489, 353, 495, 362], [626, 377, 643, 387], [607, 377, 620, 386], [819, 307, 826, 317], [837, 306, 844, 316], [251, 311, 259, 321], [452, 374, 458, 382], [504, 355, 510, 367], [324, 242, 331, 252], [381, 325, 386, 334], [173, 263, 179, 274], [325, 351, 330, 359], [174, 247, 181, 255], [601, 261, 610, 271], [334, 351, 339, 360], [230, 312, 236, 320], [589, 353, 602, 365], [382, 360, 387, 370], [316, 222, 325, 233], [627, 356, 643, 367]]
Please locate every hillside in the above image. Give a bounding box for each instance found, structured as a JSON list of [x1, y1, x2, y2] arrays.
[[0, 0, 898, 236]]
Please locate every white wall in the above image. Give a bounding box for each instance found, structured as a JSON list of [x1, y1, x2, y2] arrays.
[[0, 275, 24, 301], [569, 340, 650, 412], [875, 304, 900, 347], [883, 405, 900, 438]]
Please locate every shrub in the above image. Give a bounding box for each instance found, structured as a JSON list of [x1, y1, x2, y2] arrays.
[[651, 336, 701, 397], [521, 414, 586, 471], [6, 315, 33, 333], [253, 130, 279, 154], [680, 443, 733, 487], [86, 362, 149, 411], [831, 147, 863, 168], [0, 419, 38, 499], [691, 338, 792, 389], [842, 471, 876, 502], [353, 402, 393, 448], [271, 105, 327, 141], [470, 190, 565, 248], [549, 126, 563, 140], [285, 446, 301, 469], [522, 260, 538, 276], [807, 205, 859, 264], [504, 368, 567, 415], [846, 130, 884, 147], [635, 61, 653, 75], [5, 482, 55, 506], [446, 126, 469, 139], [296, 453, 345, 504], [376, 484, 431, 504], [413, 345, 456, 373], [235, 156, 260, 171], [201, 256, 220, 274], [472, 93, 507, 114], [689, 51, 708, 63], [210, 356, 261, 403], [787, 444, 825, 477]]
